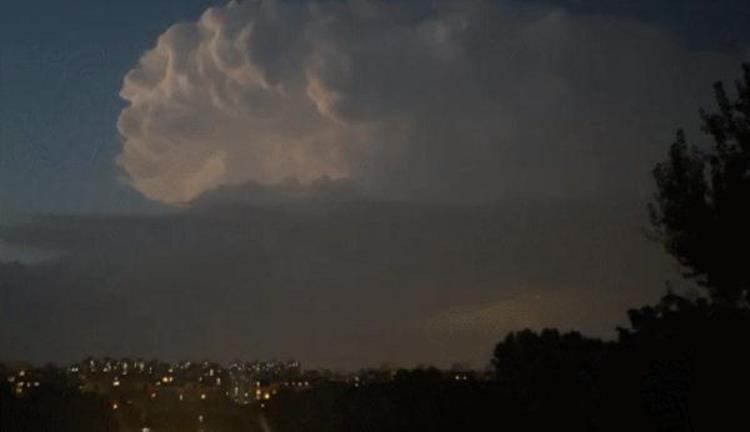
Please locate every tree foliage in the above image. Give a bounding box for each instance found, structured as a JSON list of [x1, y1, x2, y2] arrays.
[[651, 63, 750, 303]]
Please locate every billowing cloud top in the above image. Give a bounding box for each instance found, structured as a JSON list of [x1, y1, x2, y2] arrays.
[[117, 0, 738, 204]]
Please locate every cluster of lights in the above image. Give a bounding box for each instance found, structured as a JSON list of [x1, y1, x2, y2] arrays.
[[253, 388, 277, 401], [6, 371, 41, 396], [30, 357, 327, 408]]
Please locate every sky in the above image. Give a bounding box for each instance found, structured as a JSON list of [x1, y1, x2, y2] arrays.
[[0, 0, 748, 369]]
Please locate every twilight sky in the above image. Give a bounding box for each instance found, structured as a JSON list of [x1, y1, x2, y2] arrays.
[[1, 0, 748, 369]]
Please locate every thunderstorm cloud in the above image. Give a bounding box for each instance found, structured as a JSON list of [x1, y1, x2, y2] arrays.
[[117, 0, 739, 204], [2, 0, 747, 368]]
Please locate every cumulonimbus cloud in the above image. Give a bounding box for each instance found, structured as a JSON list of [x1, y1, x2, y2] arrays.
[[117, 0, 739, 204]]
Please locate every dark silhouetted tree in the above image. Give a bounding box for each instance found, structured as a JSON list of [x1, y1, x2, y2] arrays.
[[492, 329, 610, 428], [615, 292, 750, 430], [651, 63, 750, 304]]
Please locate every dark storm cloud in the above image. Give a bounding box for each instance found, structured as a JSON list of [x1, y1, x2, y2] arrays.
[[1, 0, 744, 368], [515, 0, 750, 51], [0, 189, 674, 368]]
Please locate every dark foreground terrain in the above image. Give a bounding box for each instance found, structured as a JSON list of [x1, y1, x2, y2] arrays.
[[3, 294, 749, 432]]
